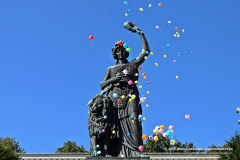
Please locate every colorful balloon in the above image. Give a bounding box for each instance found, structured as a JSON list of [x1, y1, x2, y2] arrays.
[[185, 114, 190, 120], [148, 4, 152, 8], [170, 140, 175, 145], [124, 1, 128, 5], [155, 63, 158, 66], [139, 7, 143, 12], [89, 35, 94, 40], [175, 27, 178, 30], [167, 44, 170, 47], [163, 54, 167, 58], [138, 145, 144, 152], [154, 136, 159, 141], [156, 25, 159, 29], [146, 104, 149, 107], [153, 129, 157, 134], [168, 20, 171, 24], [182, 29, 185, 33], [149, 135, 154, 140], [158, 3, 162, 6], [150, 52, 154, 55], [128, 80, 133, 85], [173, 60, 176, 63], [142, 134, 147, 140], [175, 75, 179, 79], [146, 91, 150, 94], [125, 13, 128, 17], [169, 125, 174, 130], [159, 129, 164, 134], [126, 47, 131, 52], [160, 125, 165, 130]]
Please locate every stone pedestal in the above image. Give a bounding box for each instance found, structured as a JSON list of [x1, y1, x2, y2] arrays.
[[86, 157, 150, 160]]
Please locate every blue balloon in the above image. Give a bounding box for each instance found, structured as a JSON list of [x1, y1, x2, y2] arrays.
[[113, 93, 118, 98], [104, 115, 107, 119], [145, 51, 149, 54], [130, 115, 134, 120], [128, 9, 131, 12], [124, 1, 128, 5], [96, 145, 99, 148], [127, 133, 131, 136], [167, 44, 170, 47], [188, 48, 191, 51], [99, 130, 102, 134], [123, 43, 128, 48]]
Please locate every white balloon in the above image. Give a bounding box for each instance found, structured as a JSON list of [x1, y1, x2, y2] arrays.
[[168, 20, 171, 24], [163, 133, 167, 137], [97, 151, 101, 154]]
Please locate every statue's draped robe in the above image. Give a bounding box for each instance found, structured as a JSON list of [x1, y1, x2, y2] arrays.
[[102, 54, 147, 157]]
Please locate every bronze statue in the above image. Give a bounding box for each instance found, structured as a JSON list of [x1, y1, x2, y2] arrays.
[[87, 21, 151, 157]]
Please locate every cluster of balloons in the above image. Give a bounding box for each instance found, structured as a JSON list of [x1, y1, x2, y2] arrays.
[[123, 2, 163, 17]]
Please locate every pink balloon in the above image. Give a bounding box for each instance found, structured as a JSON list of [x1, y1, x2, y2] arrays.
[[102, 129, 105, 133], [159, 129, 164, 134], [138, 145, 144, 152], [185, 114, 190, 120], [128, 80, 133, 85], [123, 69, 128, 74], [156, 25, 159, 29], [168, 125, 174, 130], [173, 60, 176, 63], [148, 81, 152, 84], [140, 98, 145, 102]]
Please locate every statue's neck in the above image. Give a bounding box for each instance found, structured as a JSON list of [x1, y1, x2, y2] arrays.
[[116, 59, 128, 65]]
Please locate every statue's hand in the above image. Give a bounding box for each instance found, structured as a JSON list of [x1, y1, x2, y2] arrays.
[[124, 21, 143, 34]]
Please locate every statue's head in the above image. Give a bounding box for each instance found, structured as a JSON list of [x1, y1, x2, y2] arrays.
[[112, 40, 129, 64]]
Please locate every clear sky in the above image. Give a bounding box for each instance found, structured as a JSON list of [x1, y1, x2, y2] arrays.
[[0, 0, 240, 153]]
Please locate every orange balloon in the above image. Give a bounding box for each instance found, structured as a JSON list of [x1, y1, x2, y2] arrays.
[[175, 27, 178, 31], [158, 3, 162, 6], [142, 134, 147, 140], [131, 120, 135, 123], [142, 73, 146, 76], [143, 76, 147, 79], [160, 125, 165, 130]]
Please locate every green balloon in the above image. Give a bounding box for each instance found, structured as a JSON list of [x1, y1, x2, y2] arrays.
[[126, 47, 131, 52]]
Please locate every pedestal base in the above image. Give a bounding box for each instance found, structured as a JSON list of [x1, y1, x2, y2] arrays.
[[86, 157, 150, 160]]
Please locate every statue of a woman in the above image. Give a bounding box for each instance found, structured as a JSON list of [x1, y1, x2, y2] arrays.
[[100, 21, 151, 157]]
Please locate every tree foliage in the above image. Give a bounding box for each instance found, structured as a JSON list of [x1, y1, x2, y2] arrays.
[[143, 134, 197, 153], [218, 131, 240, 160], [56, 141, 88, 153], [0, 137, 25, 160], [0, 137, 25, 153]]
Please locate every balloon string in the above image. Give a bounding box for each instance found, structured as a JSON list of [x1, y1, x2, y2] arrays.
[[90, 40, 93, 46]]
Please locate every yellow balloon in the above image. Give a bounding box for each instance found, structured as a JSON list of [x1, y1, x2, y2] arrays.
[[142, 49, 145, 52], [176, 75, 179, 79], [150, 52, 154, 55], [148, 4, 152, 8], [131, 94, 136, 99], [177, 34, 180, 38], [139, 85, 142, 89], [146, 104, 149, 107], [155, 63, 158, 66], [153, 129, 157, 134], [170, 140, 175, 145], [134, 80, 138, 84], [121, 95, 125, 99], [163, 54, 167, 58], [129, 98, 133, 102], [176, 32, 179, 35], [112, 130, 116, 134], [139, 8, 143, 12], [143, 117, 146, 121], [182, 29, 185, 33], [125, 13, 128, 17], [154, 136, 159, 141], [146, 91, 150, 94], [131, 120, 135, 123]]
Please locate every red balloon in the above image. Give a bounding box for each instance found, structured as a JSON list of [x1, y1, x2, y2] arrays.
[[89, 35, 94, 40]]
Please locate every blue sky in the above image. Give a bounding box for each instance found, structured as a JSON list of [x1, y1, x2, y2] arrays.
[[0, 0, 240, 153]]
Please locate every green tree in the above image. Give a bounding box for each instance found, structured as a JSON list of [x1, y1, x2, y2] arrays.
[[143, 135, 198, 153], [218, 131, 240, 160], [0, 137, 25, 153], [56, 141, 88, 153], [0, 137, 25, 160]]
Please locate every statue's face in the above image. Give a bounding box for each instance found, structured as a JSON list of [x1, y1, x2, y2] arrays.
[[116, 48, 126, 60]]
